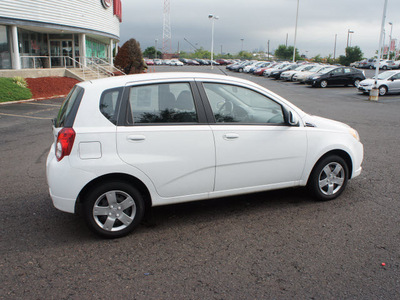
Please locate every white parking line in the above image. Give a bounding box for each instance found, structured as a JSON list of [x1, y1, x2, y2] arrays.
[[25, 102, 60, 107], [0, 112, 53, 120]]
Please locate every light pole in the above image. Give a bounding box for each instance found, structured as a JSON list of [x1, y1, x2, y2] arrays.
[[370, 0, 388, 101], [293, 0, 299, 62], [208, 14, 219, 69], [388, 22, 393, 59], [346, 29, 354, 48], [333, 34, 337, 60], [155, 39, 158, 59]]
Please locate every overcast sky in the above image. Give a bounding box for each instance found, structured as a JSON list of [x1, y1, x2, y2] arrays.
[[120, 0, 400, 59]]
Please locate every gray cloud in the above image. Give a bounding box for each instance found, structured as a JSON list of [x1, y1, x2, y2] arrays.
[[120, 0, 400, 58]]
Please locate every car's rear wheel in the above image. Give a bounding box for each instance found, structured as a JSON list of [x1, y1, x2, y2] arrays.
[[308, 155, 349, 201], [83, 182, 145, 238], [320, 80, 328, 88], [379, 85, 388, 96]]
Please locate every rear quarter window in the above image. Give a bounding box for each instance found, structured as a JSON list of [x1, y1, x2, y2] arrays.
[[55, 86, 84, 128], [100, 87, 123, 125]]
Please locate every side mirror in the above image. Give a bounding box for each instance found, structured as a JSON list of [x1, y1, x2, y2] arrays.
[[283, 107, 299, 126]]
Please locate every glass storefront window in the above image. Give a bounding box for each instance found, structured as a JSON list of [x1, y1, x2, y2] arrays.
[[0, 25, 11, 69], [86, 38, 108, 60]]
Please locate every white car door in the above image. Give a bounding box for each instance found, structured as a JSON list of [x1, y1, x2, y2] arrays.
[[389, 73, 400, 92], [116, 82, 215, 198], [201, 82, 307, 192]]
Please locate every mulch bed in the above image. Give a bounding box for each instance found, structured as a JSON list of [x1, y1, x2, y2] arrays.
[[26, 77, 80, 99]]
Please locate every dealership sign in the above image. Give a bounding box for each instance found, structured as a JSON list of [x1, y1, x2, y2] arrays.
[[101, 0, 112, 9]]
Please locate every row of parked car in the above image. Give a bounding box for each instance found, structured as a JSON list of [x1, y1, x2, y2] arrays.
[[226, 60, 400, 96], [351, 58, 400, 70], [145, 58, 233, 66]]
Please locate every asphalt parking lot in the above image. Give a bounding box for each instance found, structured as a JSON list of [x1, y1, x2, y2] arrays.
[[1, 66, 399, 299]]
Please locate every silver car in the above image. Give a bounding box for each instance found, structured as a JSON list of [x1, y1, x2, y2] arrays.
[[357, 70, 400, 96]]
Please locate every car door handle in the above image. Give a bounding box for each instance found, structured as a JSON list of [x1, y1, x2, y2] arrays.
[[127, 135, 146, 142], [223, 133, 239, 140]]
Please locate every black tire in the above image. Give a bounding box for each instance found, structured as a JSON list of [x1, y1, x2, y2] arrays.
[[308, 155, 349, 201], [320, 80, 328, 88], [83, 181, 145, 238]]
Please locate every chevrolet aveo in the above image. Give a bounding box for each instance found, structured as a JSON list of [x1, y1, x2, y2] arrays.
[[46, 73, 363, 238]]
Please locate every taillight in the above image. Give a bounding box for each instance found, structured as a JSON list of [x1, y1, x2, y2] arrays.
[[55, 128, 76, 161]]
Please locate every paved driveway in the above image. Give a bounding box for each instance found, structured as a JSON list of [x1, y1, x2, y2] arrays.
[[1, 68, 399, 299]]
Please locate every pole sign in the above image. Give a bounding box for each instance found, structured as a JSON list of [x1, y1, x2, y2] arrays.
[[101, 0, 112, 9]]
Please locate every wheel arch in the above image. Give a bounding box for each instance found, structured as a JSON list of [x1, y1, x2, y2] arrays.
[[75, 173, 152, 215], [306, 149, 353, 185]]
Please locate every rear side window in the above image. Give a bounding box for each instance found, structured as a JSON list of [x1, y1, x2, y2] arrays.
[[126, 83, 198, 124], [55, 86, 84, 128], [100, 87, 123, 125]]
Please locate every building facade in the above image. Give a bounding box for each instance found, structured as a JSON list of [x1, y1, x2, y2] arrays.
[[0, 0, 122, 70]]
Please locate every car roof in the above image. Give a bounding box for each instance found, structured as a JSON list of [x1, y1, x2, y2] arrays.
[[77, 72, 258, 89]]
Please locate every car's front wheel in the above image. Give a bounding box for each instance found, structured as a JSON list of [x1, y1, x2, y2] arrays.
[[320, 80, 328, 88], [353, 79, 361, 87], [379, 85, 388, 96], [308, 155, 349, 201], [83, 182, 145, 238]]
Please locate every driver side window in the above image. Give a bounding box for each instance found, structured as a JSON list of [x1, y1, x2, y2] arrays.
[[203, 83, 284, 124]]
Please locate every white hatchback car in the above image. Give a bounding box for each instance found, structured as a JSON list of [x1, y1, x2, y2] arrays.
[[46, 73, 363, 238]]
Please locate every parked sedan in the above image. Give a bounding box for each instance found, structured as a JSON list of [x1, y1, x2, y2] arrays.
[[269, 64, 298, 79], [46, 72, 363, 238], [305, 66, 366, 88], [357, 70, 400, 95], [292, 65, 330, 83], [280, 64, 315, 81]]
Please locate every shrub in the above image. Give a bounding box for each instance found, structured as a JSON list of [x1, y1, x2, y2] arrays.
[[12, 76, 28, 88], [114, 38, 146, 74]]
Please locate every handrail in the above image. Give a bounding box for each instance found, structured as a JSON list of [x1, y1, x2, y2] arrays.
[[19, 55, 126, 79], [88, 57, 126, 76]]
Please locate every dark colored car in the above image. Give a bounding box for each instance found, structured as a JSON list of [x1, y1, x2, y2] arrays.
[[269, 64, 298, 79], [305, 66, 366, 88]]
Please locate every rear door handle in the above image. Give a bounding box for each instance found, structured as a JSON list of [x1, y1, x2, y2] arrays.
[[127, 135, 146, 142], [223, 133, 239, 140]]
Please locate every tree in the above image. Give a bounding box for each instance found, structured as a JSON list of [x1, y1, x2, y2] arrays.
[[143, 46, 162, 59], [238, 51, 253, 60], [114, 38, 146, 74], [274, 44, 301, 61], [338, 46, 363, 66]]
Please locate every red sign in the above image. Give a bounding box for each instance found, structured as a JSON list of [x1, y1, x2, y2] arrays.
[[113, 0, 122, 22], [390, 39, 396, 52]]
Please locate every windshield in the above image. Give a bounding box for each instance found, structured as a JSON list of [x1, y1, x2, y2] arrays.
[[375, 71, 397, 80], [55, 85, 84, 128]]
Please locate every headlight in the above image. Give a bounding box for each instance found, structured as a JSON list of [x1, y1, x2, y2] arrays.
[[349, 128, 360, 142], [312, 76, 320, 80]]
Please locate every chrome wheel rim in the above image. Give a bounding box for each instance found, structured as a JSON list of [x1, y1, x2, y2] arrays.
[[354, 80, 360, 87], [379, 86, 387, 96], [320, 81, 327, 88], [93, 190, 136, 232], [318, 162, 345, 196]]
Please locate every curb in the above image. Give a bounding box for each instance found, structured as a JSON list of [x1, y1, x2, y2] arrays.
[[0, 95, 66, 105]]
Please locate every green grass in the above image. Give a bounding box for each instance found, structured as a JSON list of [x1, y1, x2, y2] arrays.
[[0, 77, 32, 102]]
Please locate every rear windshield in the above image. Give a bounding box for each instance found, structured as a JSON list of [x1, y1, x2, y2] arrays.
[[54, 85, 84, 128]]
